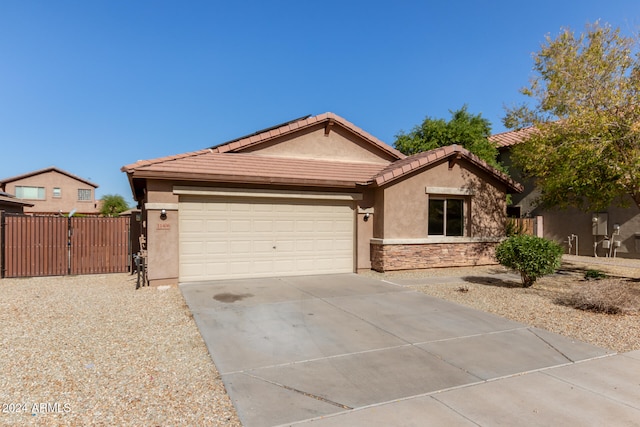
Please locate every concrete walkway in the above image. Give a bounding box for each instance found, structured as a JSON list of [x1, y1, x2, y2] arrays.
[[180, 274, 640, 426]]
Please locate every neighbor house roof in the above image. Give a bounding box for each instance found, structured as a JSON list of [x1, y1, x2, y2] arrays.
[[0, 167, 98, 188], [372, 145, 523, 192], [489, 126, 536, 148], [0, 191, 34, 207]]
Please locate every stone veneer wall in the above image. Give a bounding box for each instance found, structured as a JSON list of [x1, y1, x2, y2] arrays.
[[370, 242, 498, 272]]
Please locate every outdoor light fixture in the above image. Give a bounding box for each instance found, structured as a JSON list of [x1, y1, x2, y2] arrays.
[[160, 209, 167, 220], [364, 212, 370, 221]]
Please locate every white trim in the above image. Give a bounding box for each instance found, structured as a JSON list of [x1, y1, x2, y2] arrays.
[[145, 203, 179, 211], [358, 207, 374, 214], [370, 237, 501, 245], [173, 186, 363, 201], [425, 186, 475, 195]]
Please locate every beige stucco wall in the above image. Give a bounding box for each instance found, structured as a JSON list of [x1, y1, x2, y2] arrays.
[[541, 201, 640, 259], [356, 188, 375, 270], [144, 179, 180, 285], [241, 124, 396, 164], [376, 160, 508, 240], [4, 171, 99, 215]]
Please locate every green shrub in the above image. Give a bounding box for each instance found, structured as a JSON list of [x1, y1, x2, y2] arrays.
[[495, 235, 563, 287], [584, 269, 607, 280]]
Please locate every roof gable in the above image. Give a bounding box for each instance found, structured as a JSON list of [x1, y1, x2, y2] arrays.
[[210, 112, 406, 162], [372, 145, 523, 193], [0, 167, 98, 188]]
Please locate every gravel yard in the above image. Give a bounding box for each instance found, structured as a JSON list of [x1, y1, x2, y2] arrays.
[[1, 255, 638, 426], [365, 255, 640, 353], [0, 274, 240, 426]]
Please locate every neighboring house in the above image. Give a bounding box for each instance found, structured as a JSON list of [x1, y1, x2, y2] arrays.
[[491, 128, 640, 259], [0, 167, 100, 216], [122, 113, 522, 286], [0, 191, 34, 214]]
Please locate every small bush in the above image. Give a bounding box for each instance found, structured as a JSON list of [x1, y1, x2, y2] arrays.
[[555, 279, 640, 314], [584, 269, 607, 280], [495, 234, 563, 287]]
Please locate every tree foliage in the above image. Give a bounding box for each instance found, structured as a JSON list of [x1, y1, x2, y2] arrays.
[[394, 105, 503, 170], [504, 22, 640, 211], [100, 194, 129, 217]]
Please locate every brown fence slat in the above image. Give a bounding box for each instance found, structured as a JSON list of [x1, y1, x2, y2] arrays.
[[70, 217, 130, 275], [2, 215, 67, 277], [2, 214, 130, 278]]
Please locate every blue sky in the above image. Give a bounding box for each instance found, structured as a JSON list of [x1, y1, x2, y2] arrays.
[[1, 1, 639, 204]]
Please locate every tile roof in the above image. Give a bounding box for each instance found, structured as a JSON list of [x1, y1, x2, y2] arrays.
[[210, 112, 406, 160], [122, 114, 523, 194], [0, 194, 34, 207], [372, 145, 523, 192], [124, 152, 386, 188], [489, 126, 536, 148]]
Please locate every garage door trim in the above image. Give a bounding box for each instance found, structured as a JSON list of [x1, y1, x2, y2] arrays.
[[174, 186, 363, 201]]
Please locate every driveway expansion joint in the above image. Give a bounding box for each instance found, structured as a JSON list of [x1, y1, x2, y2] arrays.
[[243, 372, 353, 410]]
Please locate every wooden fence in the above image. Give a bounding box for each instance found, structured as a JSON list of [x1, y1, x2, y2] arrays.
[[507, 217, 536, 236], [1, 214, 131, 278]]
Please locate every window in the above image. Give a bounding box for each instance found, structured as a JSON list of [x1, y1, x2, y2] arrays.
[[53, 187, 62, 198], [15, 186, 45, 200], [428, 198, 465, 236], [78, 189, 92, 201]]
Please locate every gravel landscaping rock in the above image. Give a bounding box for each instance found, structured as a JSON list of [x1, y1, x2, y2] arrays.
[[0, 274, 240, 426]]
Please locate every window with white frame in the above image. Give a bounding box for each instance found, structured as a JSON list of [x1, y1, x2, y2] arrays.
[[78, 188, 92, 201], [15, 186, 45, 200], [53, 187, 62, 198], [428, 197, 465, 236]]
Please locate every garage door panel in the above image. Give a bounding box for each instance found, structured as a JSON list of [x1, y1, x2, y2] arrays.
[[182, 241, 204, 255], [182, 219, 204, 232], [206, 219, 228, 232], [206, 241, 228, 254], [254, 241, 275, 254], [230, 240, 251, 253], [179, 197, 354, 281], [254, 220, 274, 232], [231, 220, 252, 232]]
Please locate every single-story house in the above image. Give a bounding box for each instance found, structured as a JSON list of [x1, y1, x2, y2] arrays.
[[491, 128, 640, 258], [122, 113, 523, 286], [0, 167, 100, 216], [0, 191, 34, 214]]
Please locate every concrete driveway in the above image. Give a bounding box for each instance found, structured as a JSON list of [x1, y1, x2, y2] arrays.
[[180, 274, 640, 426]]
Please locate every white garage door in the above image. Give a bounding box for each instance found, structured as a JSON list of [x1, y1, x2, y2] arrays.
[[179, 196, 355, 282]]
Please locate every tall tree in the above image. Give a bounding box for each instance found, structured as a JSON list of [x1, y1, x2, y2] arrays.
[[100, 194, 129, 217], [394, 105, 503, 170], [504, 22, 640, 211]]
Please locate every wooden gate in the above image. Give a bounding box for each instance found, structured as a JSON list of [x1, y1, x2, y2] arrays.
[[1, 213, 130, 278]]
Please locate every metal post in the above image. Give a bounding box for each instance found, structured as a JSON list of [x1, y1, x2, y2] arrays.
[[67, 216, 72, 275]]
